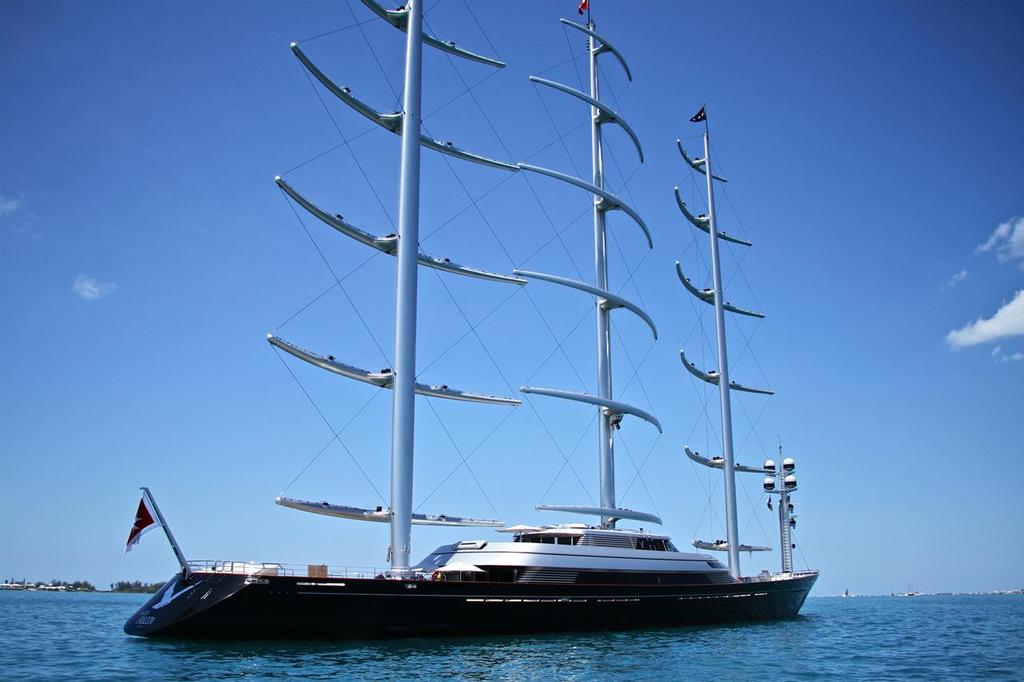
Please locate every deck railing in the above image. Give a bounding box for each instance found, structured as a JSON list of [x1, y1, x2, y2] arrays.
[[186, 560, 391, 579]]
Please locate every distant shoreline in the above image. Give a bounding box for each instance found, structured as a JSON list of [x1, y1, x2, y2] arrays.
[[1, 579, 164, 594]]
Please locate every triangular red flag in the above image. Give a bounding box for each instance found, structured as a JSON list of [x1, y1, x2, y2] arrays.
[[125, 495, 159, 553], [578, 0, 589, 15]]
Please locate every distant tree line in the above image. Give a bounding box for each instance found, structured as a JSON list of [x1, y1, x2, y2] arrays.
[[51, 580, 97, 591], [110, 580, 163, 593], [1, 579, 96, 591]]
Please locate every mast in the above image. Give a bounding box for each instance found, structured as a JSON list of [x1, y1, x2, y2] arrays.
[[274, 0, 517, 573], [588, 20, 615, 529], [516, 17, 660, 530], [389, 0, 424, 575], [702, 124, 741, 579]]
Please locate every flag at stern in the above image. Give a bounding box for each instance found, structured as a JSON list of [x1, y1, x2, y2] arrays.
[[125, 492, 160, 552]]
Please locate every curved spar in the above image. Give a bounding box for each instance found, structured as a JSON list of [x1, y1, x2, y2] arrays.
[[518, 163, 652, 248], [514, 269, 657, 339], [275, 176, 524, 285], [268, 334, 522, 406], [535, 504, 662, 525], [693, 540, 771, 553], [678, 349, 774, 396], [674, 261, 763, 319], [673, 187, 752, 247], [683, 445, 772, 474], [529, 76, 643, 163], [276, 496, 504, 527], [559, 18, 632, 81], [520, 386, 661, 433], [290, 43, 516, 171], [359, 0, 506, 68], [676, 139, 728, 182]]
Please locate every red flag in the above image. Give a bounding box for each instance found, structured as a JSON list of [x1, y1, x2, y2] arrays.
[[577, 0, 588, 15], [125, 494, 160, 553]]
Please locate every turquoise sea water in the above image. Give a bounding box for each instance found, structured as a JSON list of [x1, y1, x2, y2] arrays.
[[1, 591, 1021, 680]]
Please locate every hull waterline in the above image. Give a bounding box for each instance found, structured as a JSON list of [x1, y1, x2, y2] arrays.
[[125, 570, 818, 640]]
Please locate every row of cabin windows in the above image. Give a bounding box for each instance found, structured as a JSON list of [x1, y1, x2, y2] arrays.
[[514, 535, 581, 546], [514, 534, 676, 552], [635, 537, 675, 552], [434, 568, 718, 586]]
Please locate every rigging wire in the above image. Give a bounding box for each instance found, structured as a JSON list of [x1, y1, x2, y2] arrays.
[[530, 84, 586, 178], [274, 250, 382, 331], [417, 286, 524, 376], [279, 389, 384, 494], [421, 396, 502, 518], [535, 53, 588, 78], [271, 347, 387, 503], [344, 0, 403, 110], [296, 61, 396, 229], [296, 17, 378, 45], [459, 0, 501, 61], [421, 263, 596, 507], [277, 188, 392, 365], [562, 23, 586, 92], [538, 415, 599, 504], [414, 403, 521, 512], [615, 430, 662, 517]]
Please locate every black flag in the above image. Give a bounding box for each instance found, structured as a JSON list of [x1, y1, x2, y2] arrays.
[[767, 497, 773, 511], [690, 106, 706, 123]]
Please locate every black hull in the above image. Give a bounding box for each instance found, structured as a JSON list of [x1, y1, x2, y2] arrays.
[[125, 571, 818, 640]]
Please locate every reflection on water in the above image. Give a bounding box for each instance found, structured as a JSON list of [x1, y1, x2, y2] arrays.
[[3, 592, 1022, 680]]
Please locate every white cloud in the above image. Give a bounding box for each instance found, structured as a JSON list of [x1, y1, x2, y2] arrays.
[[72, 274, 116, 300], [941, 269, 968, 291], [977, 216, 1024, 269], [947, 290, 1024, 347], [0, 193, 36, 237], [0, 196, 21, 216], [991, 346, 1024, 363]]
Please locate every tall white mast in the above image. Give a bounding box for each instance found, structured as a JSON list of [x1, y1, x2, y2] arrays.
[[272, 0, 521, 573], [388, 0, 424, 575], [588, 21, 616, 529], [701, 124, 741, 578], [517, 16, 661, 531]]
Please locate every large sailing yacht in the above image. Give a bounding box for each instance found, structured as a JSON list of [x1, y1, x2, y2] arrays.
[[125, 1, 817, 639]]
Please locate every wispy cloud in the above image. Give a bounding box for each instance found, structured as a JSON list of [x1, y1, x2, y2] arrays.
[[0, 193, 36, 236], [991, 346, 1024, 363], [72, 274, 116, 300], [941, 269, 968, 292], [946, 290, 1024, 347], [977, 216, 1024, 269], [0, 196, 22, 216]]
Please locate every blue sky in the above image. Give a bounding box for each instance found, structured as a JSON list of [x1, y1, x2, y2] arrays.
[[1, 0, 1021, 595]]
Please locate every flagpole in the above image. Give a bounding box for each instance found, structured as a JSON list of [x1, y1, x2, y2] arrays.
[[141, 487, 190, 579]]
